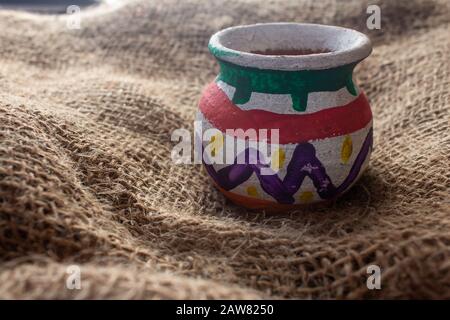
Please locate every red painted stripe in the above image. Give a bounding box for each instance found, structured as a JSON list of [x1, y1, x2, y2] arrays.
[[199, 82, 372, 144]]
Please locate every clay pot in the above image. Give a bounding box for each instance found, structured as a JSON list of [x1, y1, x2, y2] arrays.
[[198, 23, 373, 211]]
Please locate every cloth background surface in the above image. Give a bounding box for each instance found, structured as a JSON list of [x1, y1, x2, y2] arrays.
[[0, 0, 449, 299]]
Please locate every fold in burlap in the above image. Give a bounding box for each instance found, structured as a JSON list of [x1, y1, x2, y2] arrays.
[[0, 0, 449, 299]]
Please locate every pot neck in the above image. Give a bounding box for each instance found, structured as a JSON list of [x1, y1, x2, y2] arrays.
[[209, 23, 372, 71]]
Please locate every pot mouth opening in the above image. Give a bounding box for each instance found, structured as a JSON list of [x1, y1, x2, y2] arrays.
[[209, 23, 372, 71]]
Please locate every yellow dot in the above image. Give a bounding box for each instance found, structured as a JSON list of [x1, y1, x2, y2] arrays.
[[209, 132, 223, 158], [341, 135, 353, 164], [246, 186, 259, 197], [299, 191, 314, 203], [271, 147, 286, 171]]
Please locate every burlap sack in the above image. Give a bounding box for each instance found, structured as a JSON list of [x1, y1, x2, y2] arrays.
[[0, 0, 449, 299]]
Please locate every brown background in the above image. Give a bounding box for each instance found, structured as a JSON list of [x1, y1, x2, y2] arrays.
[[0, 0, 449, 299]]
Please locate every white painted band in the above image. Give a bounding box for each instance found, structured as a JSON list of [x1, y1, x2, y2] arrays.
[[197, 111, 372, 203]]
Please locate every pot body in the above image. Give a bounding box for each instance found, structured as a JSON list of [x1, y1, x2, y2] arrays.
[[198, 24, 373, 210]]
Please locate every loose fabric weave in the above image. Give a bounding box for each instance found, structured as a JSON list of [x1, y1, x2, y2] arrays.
[[0, 0, 449, 299]]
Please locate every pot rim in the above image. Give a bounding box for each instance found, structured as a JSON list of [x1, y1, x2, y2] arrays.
[[209, 22, 372, 71]]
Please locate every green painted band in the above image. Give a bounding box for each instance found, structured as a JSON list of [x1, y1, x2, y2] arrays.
[[208, 43, 240, 58], [216, 59, 358, 111]]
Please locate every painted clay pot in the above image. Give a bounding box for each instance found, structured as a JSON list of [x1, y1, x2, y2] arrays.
[[198, 23, 373, 211]]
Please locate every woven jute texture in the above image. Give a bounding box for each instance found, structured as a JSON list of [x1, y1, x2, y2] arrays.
[[0, 0, 449, 299]]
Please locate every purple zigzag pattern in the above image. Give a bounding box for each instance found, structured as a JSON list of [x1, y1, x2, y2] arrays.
[[204, 128, 373, 204]]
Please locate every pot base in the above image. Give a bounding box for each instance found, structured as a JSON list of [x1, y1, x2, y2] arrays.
[[214, 183, 334, 212]]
